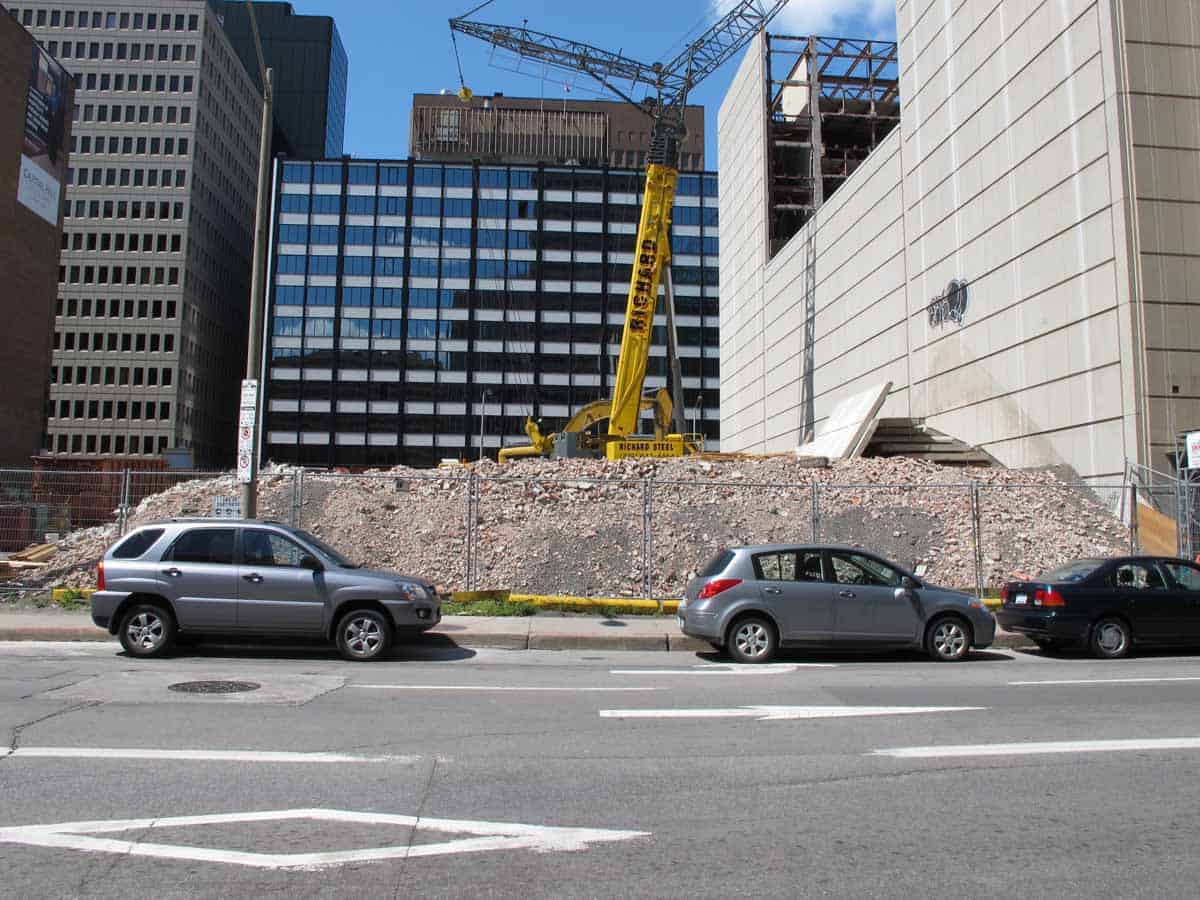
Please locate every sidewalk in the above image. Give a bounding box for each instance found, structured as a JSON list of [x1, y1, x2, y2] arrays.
[[0, 607, 1032, 652]]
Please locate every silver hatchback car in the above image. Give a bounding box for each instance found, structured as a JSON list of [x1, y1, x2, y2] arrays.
[[678, 544, 995, 663], [90, 519, 441, 661]]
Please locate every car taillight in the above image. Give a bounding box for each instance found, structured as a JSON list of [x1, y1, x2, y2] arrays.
[[1000, 585, 1009, 603], [97, 561, 105, 591], [1034, 588, 1066, 608], [698, 578, 742, 600]]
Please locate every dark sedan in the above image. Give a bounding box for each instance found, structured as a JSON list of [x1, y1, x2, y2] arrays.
[[996, 556, 1200, 658]]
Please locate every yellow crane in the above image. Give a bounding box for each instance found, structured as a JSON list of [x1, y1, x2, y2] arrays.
[[451, 2, 789, 461]]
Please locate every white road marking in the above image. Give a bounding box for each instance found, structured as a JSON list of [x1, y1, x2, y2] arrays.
[[3, 747, 419, 765], [873, 737, 1200, 759], [0, 808, 649, 870], [1008, 676, 1200, 687], [610, 663, 836, 675], [600, 705, 984, 722], [349, 685, 659, 693]]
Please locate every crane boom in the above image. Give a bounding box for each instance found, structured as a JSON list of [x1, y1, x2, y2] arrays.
[[454, 2, 790, 460]]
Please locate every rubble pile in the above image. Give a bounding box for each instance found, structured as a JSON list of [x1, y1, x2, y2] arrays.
[[13, 455, 1131, 596]]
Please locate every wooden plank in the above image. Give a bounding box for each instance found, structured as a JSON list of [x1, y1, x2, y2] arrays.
[[1137, 501, 1177, 557]]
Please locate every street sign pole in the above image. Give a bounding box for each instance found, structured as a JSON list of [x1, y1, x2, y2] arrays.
[[240, 0, 273, 520]]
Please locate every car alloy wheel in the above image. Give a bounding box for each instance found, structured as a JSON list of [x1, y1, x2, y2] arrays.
[[728, 616, 777, 664], [337, 610, 390, 661], [118, 603, 176, 659], [1090, 617, 1130, 659], [927, 617, 971, 662]]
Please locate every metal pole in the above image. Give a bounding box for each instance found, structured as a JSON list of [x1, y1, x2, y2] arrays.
[[240, 0, 274, 520], [811, 482, 820, 542], [642, 477, 652, 598], [662, 269, 688, 436], [971, 484, 984, 600], [478, 391, 489, 462], [1130, 483, 1139, 555]]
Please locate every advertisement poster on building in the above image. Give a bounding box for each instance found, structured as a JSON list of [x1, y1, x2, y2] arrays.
[[17, 43, 69, 226]]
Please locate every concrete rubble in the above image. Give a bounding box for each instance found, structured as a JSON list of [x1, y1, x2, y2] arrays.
[[13, 456, 1132, 597]]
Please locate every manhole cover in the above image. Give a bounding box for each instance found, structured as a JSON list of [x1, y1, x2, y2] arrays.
[[168, 681, 261, 695]]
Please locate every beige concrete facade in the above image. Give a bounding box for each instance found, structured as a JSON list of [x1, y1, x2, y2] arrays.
[[720, 0, 1200, 481]]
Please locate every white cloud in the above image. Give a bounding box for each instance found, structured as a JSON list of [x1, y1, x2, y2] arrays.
[[713, 0, 896, 39]]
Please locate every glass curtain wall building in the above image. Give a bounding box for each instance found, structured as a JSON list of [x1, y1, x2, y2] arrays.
[[265, 160, 720, 468]]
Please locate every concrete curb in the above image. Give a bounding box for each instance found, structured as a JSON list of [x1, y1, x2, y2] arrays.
[[0, 623, 1035, 653]]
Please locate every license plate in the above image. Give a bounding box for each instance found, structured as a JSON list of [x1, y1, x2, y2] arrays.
[[1014, 594, 1027, 606]]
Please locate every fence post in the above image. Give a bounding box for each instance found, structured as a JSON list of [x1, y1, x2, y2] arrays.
[[1129, 483, 1139, 555], [465, 471, 476, 593], [811, 482, 821, 542], [118, 469, 132, 537], [970, 483, 984, 600], [642, 477, 652, 599]]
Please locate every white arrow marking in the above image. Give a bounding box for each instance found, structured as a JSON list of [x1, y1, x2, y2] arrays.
[[873, 737, 1200, 759], [600, 705, 984, 721], [610, 664, 835, 675], [1008, 676, 1200, 686]]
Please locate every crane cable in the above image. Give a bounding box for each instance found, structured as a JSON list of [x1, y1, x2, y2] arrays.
[[450, 0, 499, 101]]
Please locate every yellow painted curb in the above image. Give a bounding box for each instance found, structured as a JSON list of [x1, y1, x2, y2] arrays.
[[52, 588, 95, 602]]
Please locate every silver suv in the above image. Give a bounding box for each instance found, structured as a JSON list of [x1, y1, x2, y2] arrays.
[[679, 544, 996, 663], [91, 520, 441, 661]]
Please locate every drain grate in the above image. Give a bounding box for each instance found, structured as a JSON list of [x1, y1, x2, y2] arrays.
[[168, 680, 261, 695]]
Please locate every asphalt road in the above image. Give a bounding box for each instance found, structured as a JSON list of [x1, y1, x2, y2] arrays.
[[3, 640, 1200, 898]]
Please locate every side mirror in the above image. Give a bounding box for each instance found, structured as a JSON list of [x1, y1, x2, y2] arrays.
[[299, 554, 323, 572], [901, 576, 919, 590]]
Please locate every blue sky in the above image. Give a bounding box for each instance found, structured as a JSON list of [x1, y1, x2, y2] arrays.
[[281, 0, 897, 166]]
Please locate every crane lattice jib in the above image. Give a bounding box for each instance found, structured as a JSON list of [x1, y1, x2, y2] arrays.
[[608, 164, 676, 440], [449, 19, 686, 100]]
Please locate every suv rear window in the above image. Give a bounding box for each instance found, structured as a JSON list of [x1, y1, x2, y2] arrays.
[[700, 550, 735, 577], [111, 528, 164, 559], [165, 528, 236, 565]]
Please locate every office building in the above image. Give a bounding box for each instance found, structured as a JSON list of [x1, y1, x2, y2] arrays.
[[263, 159, 720, 468], [0, 9, 73, 464], [215, 1, 346, 159], [720, 0, 1200, 482], [13, 0, 262, 465], [410, 92, 706, 171]]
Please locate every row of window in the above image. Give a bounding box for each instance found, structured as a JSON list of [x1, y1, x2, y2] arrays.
[[56, 298, 178, 319], [274, 286, 719, 314], [54, 331, 177, 354], [50, 39, 197, 63], [73, 134, 189, 156], [48, 433, 170, 456], [60, 264, 180, 287], [67, 199, 185, 221], [69, 167, 186, 188], [50, 365, 175, 387], [277, 254, 718, 283], [55, 399, 171, 422], [281, 163, 718, 196], [76, 71, 194, 94], [75, 103, 192, 125], [278, 226, 717, 255], [63, 232, 182, 255], [14, 8, 199, 32]]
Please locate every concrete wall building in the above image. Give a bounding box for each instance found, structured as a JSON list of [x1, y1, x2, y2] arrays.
[[0, 9, 72, 464], [720, 0, 1200, 482], [411, 93, 707, 171], [12, 0, 262, 466], [215, 1, 346, 159], [263, 159, 720, 468]]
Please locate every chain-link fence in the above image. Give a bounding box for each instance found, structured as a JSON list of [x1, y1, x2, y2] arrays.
[[3, 464, 1190, 597]]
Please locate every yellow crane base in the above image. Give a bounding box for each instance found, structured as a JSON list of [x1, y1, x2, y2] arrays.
[[605, 435, 688, 460]]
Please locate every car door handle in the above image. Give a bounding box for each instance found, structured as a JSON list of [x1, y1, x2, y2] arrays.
[[839, 590, 857, 599], [242, 573, 263, 584], [763, 587, 783, 595], [161, 568, 182, 578]]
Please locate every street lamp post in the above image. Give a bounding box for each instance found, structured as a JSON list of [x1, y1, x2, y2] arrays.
[[239, 1, 273, 520]]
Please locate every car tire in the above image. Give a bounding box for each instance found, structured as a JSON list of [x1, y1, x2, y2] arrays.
[[925, 615, 972, 662], [1089, 617, 1131, 660], [118, 601, 176, 659], [726, 615, 777, 664], [336, 609, 392, 662]]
